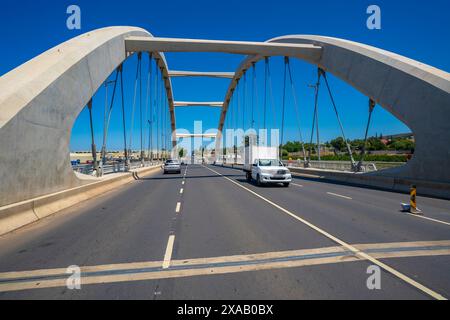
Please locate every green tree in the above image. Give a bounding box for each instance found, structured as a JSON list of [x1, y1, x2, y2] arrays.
[[367, 137, 387, 151], [388, 139, 415, 151], [330, 137, 347, 152], [350, 139, 365, 151]]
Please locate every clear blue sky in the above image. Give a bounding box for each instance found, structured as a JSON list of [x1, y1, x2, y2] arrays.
[[1, 0, 449, 151]]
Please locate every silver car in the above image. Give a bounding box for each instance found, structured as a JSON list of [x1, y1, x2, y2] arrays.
[[163, 160, 181, 174]]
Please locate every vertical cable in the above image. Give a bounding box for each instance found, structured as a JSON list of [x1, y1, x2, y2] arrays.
[[308, 69, 322, 163], [358, 99, 376, 171], [129, 53, 142, 162], [119, 65, 129, 170], [146, 53, 153, 161], [101, 68, 119, 166], [280, 57, 288, 159], [286, 58, 307, 162], [87, 99, 98, 175]]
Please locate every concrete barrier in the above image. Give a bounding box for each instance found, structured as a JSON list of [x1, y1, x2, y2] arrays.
[[288, 167, 450, 200], [0, 165, 161, 236], [215, 163, 450, 200]]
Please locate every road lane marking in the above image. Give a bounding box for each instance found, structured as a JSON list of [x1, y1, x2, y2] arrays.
[[175, 202, 181, 213], [327, 192, 353, 200], [182, 181, 185, 185], [292, 183, 304, 188], [1, 240, 450, 293], [180, 188, 184, 194], [203, 165, 447, 300], [405, 213, 450, 227], [162, 235, 176, 269]]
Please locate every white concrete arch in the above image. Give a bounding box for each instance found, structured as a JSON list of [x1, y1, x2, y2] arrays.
[[217, 35, 450, 185], [0, 27, 174, 206]]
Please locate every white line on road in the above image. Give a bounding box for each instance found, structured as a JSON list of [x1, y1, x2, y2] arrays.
[[180, 188, 184, 194], [292, 183, 304, 188], [175, 202, 181, 213], [405, 212, 450, 227], [162, 235, 176, 269], [327, 192, 353, 200], [203, 165, 447, 300], [182, 181, 185, 185], [2, 240, 450, 293]]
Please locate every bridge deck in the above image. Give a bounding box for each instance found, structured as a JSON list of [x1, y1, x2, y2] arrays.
[[0, 165, 449, 299]]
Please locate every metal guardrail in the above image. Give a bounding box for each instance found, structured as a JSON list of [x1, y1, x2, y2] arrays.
[[72, 161, 163, 176], [282, 160, 378, 173]]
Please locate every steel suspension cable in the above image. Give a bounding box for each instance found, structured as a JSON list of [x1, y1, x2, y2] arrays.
[[153, 60, 159, 161], [266, 58, 277, 132], [235, 81, 240, 163], [280, 57, 288, 159], [139, 53, 144, 163], [119, 65, 129, 169], [322, 72, 356, 166], [87, 99, 98, 176], [129, 53, 142, 160], [251, 63, 256, 130], [357, 99, 376, 171], [263, 58, 268, 130], [308, 69, 322, 163], [145, 53, 153, 160], [243, 72, 247, 131], [254, 64, 261, 135], [286, 58, 307, 162], [159, 67, 164, 160], [101, 68, 119, 166], [155, 61, 160, 161]]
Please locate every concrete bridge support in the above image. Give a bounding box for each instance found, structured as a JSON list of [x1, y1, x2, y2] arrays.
[[0, 27, 174, 206]]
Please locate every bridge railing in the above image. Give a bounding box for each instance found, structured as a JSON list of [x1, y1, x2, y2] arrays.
[[72, 161, 163, 176], [283, 160, 378, 173]]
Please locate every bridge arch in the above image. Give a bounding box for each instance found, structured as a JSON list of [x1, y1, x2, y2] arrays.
[[217, 35, 450, 184], [1, 28, 450, 206], [0, 27, 175, 206]]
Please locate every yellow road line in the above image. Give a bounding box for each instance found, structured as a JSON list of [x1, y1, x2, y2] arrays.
[[203, 165, 447, 300]]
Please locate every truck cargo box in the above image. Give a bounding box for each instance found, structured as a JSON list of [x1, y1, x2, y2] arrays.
[[243, 146, 279, 172]]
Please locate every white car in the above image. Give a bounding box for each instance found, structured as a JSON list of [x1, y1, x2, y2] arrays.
[[248, 159, 292, 187], [163, 160, 181, 174]]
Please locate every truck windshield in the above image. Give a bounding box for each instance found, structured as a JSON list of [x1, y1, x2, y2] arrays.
[[259, 160, 283, 167]]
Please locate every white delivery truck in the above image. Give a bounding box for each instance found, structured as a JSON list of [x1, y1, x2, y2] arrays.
[[243, 145, 292, 187]]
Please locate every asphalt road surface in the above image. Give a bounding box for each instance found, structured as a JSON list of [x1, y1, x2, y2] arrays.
[[0, 165, 449, 300]]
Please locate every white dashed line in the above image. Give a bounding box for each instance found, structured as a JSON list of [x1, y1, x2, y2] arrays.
[[327, 192, 352, 200], [180, 188, 184, 194], [162, 235, 175, 269], [175, 202, 181, 213], [292, 183, 304, 188]]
